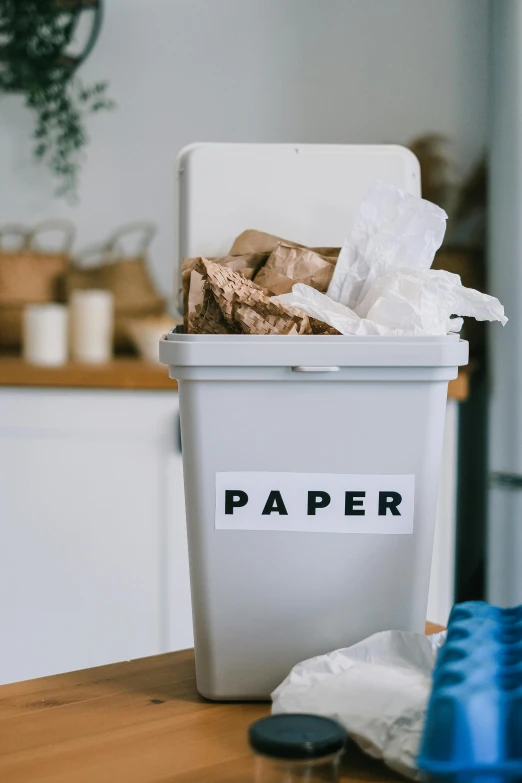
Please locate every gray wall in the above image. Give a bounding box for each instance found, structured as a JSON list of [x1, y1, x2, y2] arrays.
[[0, 0, 489, 304]]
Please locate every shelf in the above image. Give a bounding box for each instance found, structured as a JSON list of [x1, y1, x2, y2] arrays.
[[0, 357, 177, 391]]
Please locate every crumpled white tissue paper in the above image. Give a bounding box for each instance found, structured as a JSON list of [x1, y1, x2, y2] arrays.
[[327, 180, 448, 311], [274, 283, 394, 336], [359, 268, 508, 335], [272, 181, 507, 336], [272, 630, 446, 781]]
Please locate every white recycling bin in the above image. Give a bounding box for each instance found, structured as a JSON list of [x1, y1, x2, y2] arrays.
[[160, 333, 468, 699], [160, 144, 469, 699]]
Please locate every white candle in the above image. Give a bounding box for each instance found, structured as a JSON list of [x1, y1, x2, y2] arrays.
[[23, 304, 69, 366], [71, 290, 114, 364]]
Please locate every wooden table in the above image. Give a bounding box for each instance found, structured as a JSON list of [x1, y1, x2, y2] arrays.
[[0, 625, 442, 783]]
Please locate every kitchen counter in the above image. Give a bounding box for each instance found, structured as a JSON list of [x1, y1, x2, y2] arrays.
[[0, 356, 178, 391], [0, 625, 442, 783], [0, 357, 468, 398]]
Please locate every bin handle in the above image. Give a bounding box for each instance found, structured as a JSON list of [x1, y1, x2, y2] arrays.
[[292, 366, 340, 372]]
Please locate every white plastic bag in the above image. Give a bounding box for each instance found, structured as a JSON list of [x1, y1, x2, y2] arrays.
[[272, 630, 446, 780]]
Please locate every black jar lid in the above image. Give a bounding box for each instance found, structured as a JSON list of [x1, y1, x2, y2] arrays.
[[248, 714, 347, 760]]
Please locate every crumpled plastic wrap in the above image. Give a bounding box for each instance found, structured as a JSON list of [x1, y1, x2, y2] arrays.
[[272, 629, 446, 781], [327, 180, 448, 311]]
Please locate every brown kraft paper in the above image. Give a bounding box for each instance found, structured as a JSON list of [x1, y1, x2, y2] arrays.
[[254, 243, 335, 295], [183, 252, 269, 328], [200, 257, 312, 335]]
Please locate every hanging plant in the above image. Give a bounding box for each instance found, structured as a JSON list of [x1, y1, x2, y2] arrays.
[[0, 0, 114, 199]]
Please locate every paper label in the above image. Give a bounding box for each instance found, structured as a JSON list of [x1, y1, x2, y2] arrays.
[[215, 472, 414, 534]]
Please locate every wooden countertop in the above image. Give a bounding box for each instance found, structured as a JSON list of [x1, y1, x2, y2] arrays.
[[0, 357, 469, 399], [0, 625, 442, 783], [0, 357, 178, 391]]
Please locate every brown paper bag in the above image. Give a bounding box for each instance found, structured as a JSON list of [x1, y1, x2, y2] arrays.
[[310, 247, 340, 261], [229, 229, 303, 255], [254, 243, 335, 295], [219, 252, 268, 279], [182, 230, 341, 335], [229, 229, 340, 261]]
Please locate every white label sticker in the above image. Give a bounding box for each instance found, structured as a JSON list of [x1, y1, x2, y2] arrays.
[[215, 472, 414, 534]]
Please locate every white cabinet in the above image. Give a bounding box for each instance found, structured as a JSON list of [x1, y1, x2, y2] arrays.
[[0, 386, 457, 685], [0, 388, 192, 685]]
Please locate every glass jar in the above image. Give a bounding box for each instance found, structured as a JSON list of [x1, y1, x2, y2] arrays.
[[248, 713, 347, 782]]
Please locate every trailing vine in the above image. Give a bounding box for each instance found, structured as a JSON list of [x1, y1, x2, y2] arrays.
[[0, 0, 114, 199]]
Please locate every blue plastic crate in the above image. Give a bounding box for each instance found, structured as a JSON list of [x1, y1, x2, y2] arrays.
[[418, 601, 522, 783]]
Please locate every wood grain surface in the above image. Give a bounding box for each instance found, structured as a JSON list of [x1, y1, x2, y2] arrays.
[[0, 356, 468, 398], [0, 357, 177, 391], [0, 625, 443, 783]]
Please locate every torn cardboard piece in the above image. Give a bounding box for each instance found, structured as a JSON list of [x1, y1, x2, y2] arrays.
[[187, 268, 234, 335], [183, 253, 269, 331], [200, 257, 312, 335]]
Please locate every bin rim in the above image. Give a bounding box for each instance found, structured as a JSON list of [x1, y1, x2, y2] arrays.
[[162, 332, 463, 344], [159, 331, 469, 369]]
